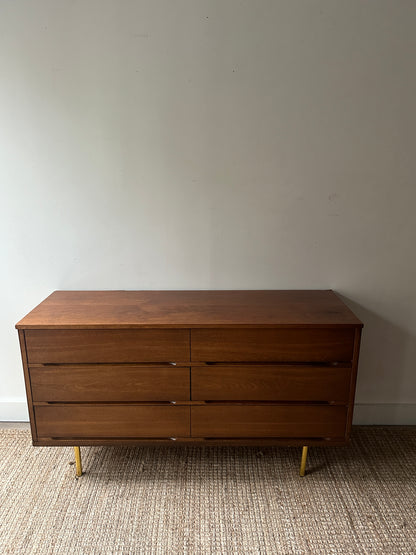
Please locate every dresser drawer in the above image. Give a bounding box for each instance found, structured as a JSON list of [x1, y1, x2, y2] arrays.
[[30, 365, 190, 402], [191, 365, 351, 402], [191, 405, 347, 438], [25, 329, 189, 363], [191, 328, 354, 362], [35, 405, 190, 438]]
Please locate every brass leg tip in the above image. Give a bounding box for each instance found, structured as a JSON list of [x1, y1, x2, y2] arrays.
[[299, 446, 308, 477], [74, 446, 83, 477]]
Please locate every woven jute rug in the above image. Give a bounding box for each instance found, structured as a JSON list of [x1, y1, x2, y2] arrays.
[[0, 427, 415, 554]]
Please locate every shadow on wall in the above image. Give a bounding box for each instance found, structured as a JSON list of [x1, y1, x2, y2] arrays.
[[338, 294, 414, 421]]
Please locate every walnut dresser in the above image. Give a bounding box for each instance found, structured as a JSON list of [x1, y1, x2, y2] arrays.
[[16, 290, 363, 477]]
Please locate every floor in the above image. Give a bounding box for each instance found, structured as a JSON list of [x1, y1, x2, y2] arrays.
[[1, 424, 415, 553], [0, 422, 30, 429]]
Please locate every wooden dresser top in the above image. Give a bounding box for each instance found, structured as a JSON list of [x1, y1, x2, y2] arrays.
[[16, 290, 363, 330]]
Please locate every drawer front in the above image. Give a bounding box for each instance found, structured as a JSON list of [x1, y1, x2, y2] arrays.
[[25, 329, 189, 363], [35, 405, 190, 438], [191, 365, 351, 402], [30, 365, 190, 402], [191, 328, 354, 362], [191, 405, 347, 438]]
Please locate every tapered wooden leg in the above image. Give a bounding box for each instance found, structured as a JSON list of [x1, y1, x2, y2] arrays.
[[299, 446, 308, 477], [74, 446, 83, 477]]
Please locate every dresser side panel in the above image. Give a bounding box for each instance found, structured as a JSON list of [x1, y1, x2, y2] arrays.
[[18, 330, 37, 441]]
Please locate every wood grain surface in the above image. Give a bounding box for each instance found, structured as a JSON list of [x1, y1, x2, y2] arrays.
[[25, 329, 190, 363], [191, 328, 355, 362], [17, 290, 362, 449], [35, 405, 190, 438], [16, 290, 363, 329], [191, 405, 347, 438], [30, 365, 190, 402], [191, 365, 351, 402]]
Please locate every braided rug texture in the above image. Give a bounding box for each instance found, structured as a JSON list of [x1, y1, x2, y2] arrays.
[[0, 427, 415, 554]]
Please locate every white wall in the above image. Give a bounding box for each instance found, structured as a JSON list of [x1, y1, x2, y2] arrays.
[[1, 1, 415, 423]]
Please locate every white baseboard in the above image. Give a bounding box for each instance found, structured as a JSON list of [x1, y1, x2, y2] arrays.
[[0, 400, 415, 425], [353, 403, 416, 425], [0, 399, 29, 421]]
